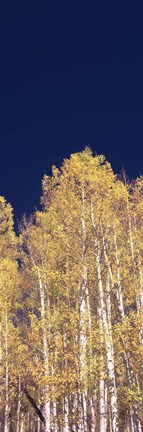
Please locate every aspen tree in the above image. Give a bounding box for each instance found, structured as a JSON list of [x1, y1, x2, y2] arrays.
[[5, 149, 143, 430], [0, 197, 20, 431]]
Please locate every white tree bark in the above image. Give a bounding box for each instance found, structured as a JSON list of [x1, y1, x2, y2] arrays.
[[80, 186, 87, 375], [91, 202, 119, 432], [16, 377, 21, 432], [133, 216, 143, 341], [82, 391, 88, 432], [72, 392, 78, 432], [78, 186, 88, 432], [114, 229, 142, 432], [78, 391, 84, 432], [99, 218, 142, 431], [19, 413, 24, 432], [127, 201, 140, 312], [99, 368, 107, 432], [90, 393, 96, 432], [37, 416, 41, 432], [63, 396, 69, 432], [0, 321, 2, 432], [38, 270, 51, 432], [4, 307, 10, 432], [51, 401, 57, 432]]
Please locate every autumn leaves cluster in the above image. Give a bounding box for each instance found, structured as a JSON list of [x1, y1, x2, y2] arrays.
[[1, 148, 143, 431]]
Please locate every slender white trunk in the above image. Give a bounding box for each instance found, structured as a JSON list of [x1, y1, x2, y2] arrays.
[[114, 229, 142, 431], [78, 391, 84, 432], [98, 295, 107, 432], [80, 185, 87, 376], [26, 412, 30, 431], [102, 229, 137, 385], [4, 307, 10, 432], [100, 223, 124, 321], [138, 254, 143, 309], [128, 405, 142, 432], [108, 404, 112, 432], [79, 186, 88, 432], [0, 321, 2, 432], [90, 394, 96, 432], [127, 202, 140, 312], [91, 202, 119, 432], [63, 396, 69, 432], [133, 214, 143, 309], [38, 270, 50, 432], [99, 371, 107, 432], [130, 407, 136, 432], [62, 325, 69, 432], [51, 324, 58, 432], [102, 227, 141, 430], [37, 416, 40, 432], [16, 377, 21, 432], [133, 216, 143, 344], [99, 376, 105, 431], [104, 383, 108, 432], [72, 392, 78, 432], [133, 405, 142, 432], [51, 401, 57, 432], [20, 413, 24, 432], [82, 391, 88, 432], [113, 229, 125, 319]]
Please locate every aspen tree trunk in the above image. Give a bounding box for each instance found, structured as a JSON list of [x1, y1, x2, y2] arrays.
[[101, 223, 124, 319], [136, 252, 143, 344], [137, 254, 143, 309], [90, 393, 96, 432], [107, 227, 143, 432], [126, 200, 141, 312], [101, 226, 140, 430], [63, 396, 69, 432], [16, 377, 21, 432], [113, 230, 125, 319], [0, 321, 2, 432], [85, 285, 94, 432], [51, 401, 57, 432], [114, 233, 136, 389], [82, 391, 88, 432], [103, 230, 136, 381], [99, 368, 107, 432], [132, 214, 143, 309], [133, 405, 142, 432], [78, 391, 84, 431], [114, 229, 142, 432], [100, 278, 118, 432], [109, 410, 112, 432], [97, 276, 109, 432], [51, 323, 58, 432], [130, 407, 136, 432], [72, 392, 78, 432], [91, 202, 119, 432], [26, 412, 30, 431], [37, 416, 41, 432], [20, 413, 24, 432], [133, 216, 143, 340], [98, 293, 108, 432], [79, 185, 88, 432], [62, 330, 69, 431], [4, 307, 10, 432], [38, 270, 51, 432]]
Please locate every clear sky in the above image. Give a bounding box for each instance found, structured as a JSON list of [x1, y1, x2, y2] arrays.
[[0, 1, 143, 223]]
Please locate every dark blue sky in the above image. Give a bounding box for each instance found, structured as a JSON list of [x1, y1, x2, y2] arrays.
[[0, 1, 143, 223]]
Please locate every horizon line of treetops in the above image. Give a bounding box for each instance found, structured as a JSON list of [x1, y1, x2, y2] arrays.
[[1, 147, 143, 432]]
